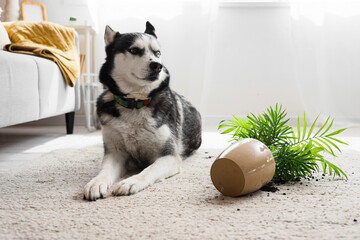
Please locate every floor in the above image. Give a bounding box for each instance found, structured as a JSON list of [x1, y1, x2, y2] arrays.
[[1, 122, 360, 174], [0, 125, 99, 173]]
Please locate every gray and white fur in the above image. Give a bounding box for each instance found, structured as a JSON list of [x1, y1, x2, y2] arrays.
[[84, 22, 202, 201]]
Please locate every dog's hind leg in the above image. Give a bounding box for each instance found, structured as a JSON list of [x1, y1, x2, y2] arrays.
[[84, 152, 127, 201], [112, 154, 182, 196]]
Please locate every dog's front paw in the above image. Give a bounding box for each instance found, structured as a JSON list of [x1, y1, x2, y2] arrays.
[[83, 176, 110, 201], [112, 175, 149, 196]]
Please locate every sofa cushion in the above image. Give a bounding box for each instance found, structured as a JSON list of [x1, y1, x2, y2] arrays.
[[0, 51, 39, 127], [29, 55, 76, 119]]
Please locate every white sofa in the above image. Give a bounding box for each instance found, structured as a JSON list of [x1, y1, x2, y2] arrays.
[[0, 32, 81, 134]]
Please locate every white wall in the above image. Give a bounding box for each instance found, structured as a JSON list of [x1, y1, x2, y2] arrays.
[[201, 5, 302, 117], [93, 3, 302, 120]]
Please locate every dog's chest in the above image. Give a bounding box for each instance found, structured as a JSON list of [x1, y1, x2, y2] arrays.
[[105, 108, 171, 159]]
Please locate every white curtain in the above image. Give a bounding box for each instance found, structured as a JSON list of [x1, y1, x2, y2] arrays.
[[93, 0, 360, 126], [290, 0, 360, 124], [94, 0, 219, 110]]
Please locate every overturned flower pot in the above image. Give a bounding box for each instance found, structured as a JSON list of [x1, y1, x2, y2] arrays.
[[210, 138, 275, 197]]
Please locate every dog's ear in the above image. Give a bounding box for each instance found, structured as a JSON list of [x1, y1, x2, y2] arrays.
[[144, 21, 157, 38], [104, 25, 117, 46]]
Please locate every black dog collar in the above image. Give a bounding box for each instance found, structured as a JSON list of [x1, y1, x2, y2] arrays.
[[113, 95, 152, 109]]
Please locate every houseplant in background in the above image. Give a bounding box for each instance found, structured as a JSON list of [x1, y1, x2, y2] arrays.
[[218, 104, 348, 183]]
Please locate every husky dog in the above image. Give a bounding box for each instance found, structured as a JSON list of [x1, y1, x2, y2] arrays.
[[84, 22, 202, 201]]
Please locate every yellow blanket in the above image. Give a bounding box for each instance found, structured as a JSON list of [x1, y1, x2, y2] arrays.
[[4, 21, 79, 87]]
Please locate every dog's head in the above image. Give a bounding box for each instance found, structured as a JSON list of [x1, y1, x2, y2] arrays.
[[100, 22, 168, 99]]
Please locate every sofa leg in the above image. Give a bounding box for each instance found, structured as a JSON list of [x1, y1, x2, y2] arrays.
[[65, 112, 75, 134]]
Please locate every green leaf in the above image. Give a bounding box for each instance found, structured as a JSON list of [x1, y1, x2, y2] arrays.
[[337, 167, 348, 179], [327, 136, 348, 145], [314, 116, 330, 137], [311, 147, 324, 154], [321, 158, 327, 173], [325, 161, 347, 179], [307, 115, 319, 139], [303, 140, 313, 152], [297, 115, 301, 142], [323, 137, 341, 153], [302, 113, 306, 141], [290, 125, 296, 144], [317, 138, 335, 156], [218, 124, 230, 130], [232, 115, 243, 123], [326, 128, 346, 137], [322, 118, 334, 136], [220, 127, 237, 134]]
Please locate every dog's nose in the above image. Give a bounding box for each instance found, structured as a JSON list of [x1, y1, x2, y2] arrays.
[[149, 62, 163, 73]]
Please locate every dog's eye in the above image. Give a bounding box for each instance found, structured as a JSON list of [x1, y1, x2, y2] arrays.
[[154, 50, 161, 58], [129, 47, 140, 55]]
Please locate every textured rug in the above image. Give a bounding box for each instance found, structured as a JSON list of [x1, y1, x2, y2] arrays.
[[0, 144, 359, 240]]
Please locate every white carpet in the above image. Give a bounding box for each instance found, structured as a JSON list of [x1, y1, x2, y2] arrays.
[[0, 144, 359, 239]]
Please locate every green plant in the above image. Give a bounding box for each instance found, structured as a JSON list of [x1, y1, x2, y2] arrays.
[[218, 104, 348, 182]]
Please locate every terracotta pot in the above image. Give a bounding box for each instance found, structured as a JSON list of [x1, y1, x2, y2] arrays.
[[210, 138, 275, 197]]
